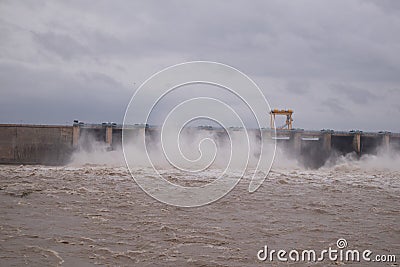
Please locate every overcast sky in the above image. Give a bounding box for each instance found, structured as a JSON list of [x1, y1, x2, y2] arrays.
[[1, 0, 400, 131]]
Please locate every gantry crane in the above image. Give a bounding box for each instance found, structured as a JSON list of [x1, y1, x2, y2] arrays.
[[270, 109, 294, 130]]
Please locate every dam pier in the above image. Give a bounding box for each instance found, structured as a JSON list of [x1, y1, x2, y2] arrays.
[[0, 122, 399, 167]]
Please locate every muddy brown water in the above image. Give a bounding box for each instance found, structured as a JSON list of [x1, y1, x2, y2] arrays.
[[0, 164, 398, 266]]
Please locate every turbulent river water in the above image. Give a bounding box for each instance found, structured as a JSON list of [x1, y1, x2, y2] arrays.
[[0, 151, 399, 266]]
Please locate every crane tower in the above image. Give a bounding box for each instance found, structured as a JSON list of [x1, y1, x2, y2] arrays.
[[270, 109, 294, 130]]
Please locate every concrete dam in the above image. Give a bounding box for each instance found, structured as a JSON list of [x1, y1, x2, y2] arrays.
[[0, 122, 399, 168]]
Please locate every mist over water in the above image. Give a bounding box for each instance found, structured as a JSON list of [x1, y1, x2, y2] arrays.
[[328, 148, 400, 171], [69, 129, 400, 172], [69, 131, 125, 166], [71, 129, 270, 169]]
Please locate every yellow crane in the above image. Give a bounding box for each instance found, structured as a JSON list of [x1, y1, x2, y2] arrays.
[[270, 109, 294, 130]]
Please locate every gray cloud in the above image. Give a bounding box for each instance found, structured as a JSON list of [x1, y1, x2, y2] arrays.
[[329, 84, 378, 105], [32, 31, 90, 61], [321, 97, 350, 115], [0, 0, 400, 131], [285, 80, 310, 95], [0, 61, 130, 124]]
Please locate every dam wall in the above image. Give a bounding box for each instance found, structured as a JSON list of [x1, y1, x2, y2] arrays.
[[0, 123, 399, 166], [0, 124, 74, 165]]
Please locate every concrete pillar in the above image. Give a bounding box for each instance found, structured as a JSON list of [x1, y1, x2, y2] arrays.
[[291, 131, 302, 154], [353, 133, 361, 155], [72, 125, 80, 148], [322, 132, 332, 153], [382, 133, 390, 151], [105, 126, 113, 147], [270, 113, 274, 129], [262, 129, 272, 142]]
